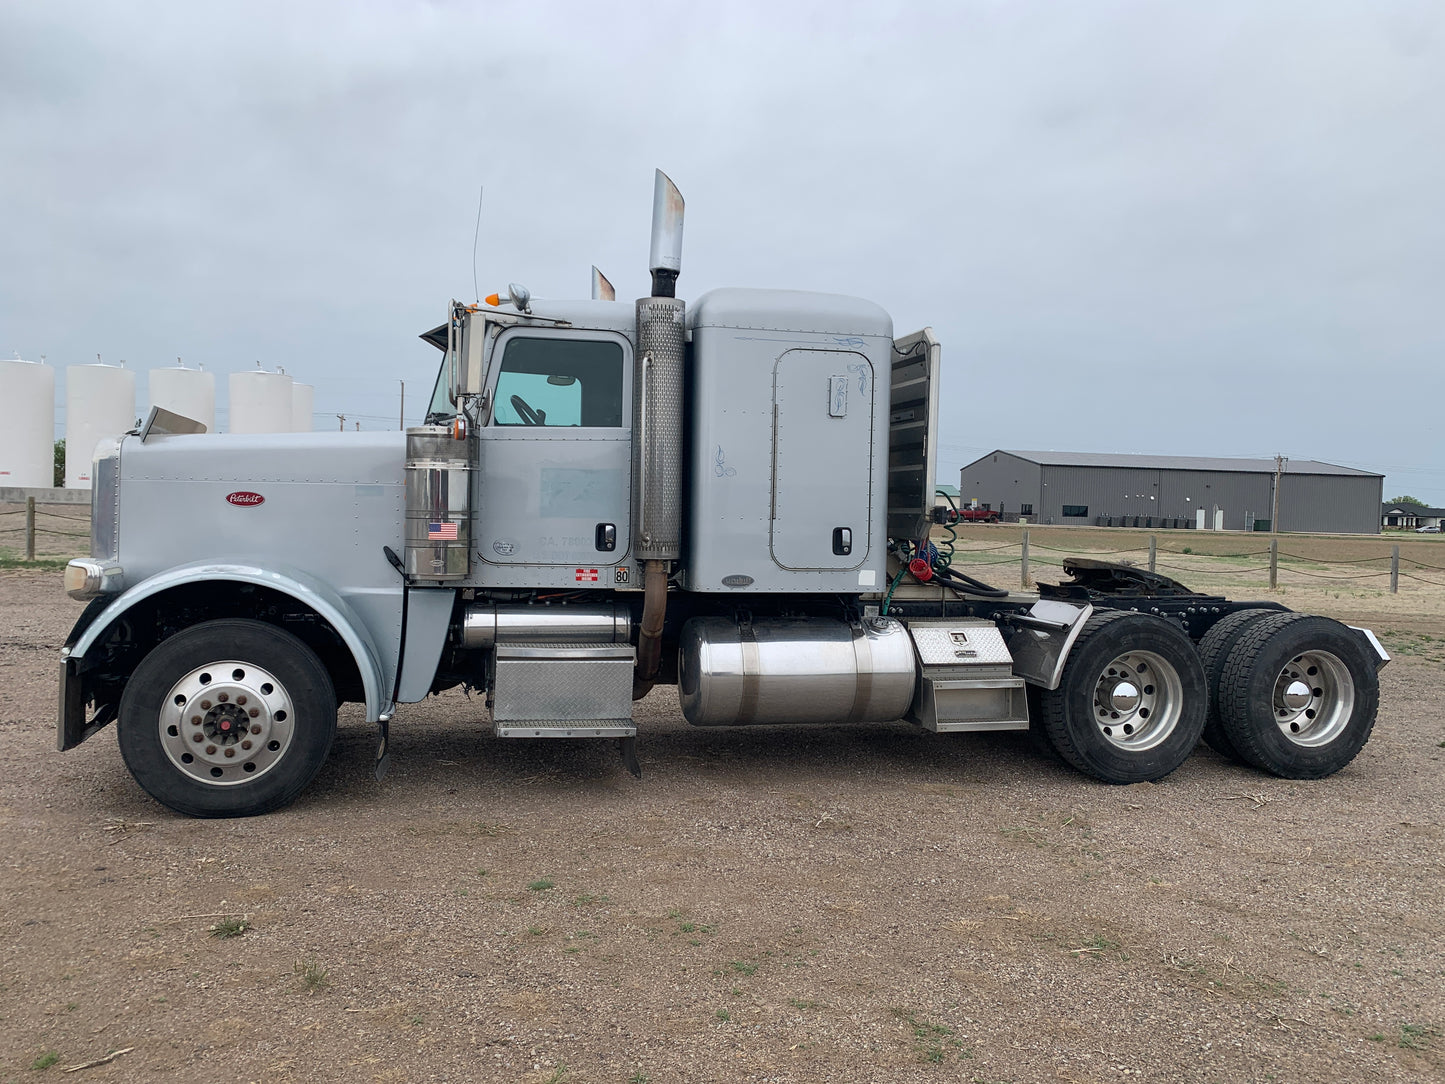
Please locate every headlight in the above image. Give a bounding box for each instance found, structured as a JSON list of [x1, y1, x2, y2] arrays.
[[64, 558, 124, 600], [91, 437, 120, 561]]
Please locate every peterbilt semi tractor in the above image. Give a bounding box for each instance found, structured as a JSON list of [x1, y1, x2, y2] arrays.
[[58, 171, 1388, 818]]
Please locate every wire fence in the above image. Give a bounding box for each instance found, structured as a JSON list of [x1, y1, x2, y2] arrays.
[[940, 528, 1445, 595], [0, 498, 93, 561]]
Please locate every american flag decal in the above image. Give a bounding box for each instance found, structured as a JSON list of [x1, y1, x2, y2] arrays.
[[575, 568, 599, 582], [428, 521, 458, 541]]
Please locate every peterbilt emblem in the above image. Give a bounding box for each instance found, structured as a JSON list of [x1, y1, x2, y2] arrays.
[[721, 574, 754, 588], [492, 540, 516, 556], [226, 491, 265, 507]]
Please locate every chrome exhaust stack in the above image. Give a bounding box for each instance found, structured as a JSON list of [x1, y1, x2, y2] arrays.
[[632, 170, 686, 696], [647, 169, 684, 299]]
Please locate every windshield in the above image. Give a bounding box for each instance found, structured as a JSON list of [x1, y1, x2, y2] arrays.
[[424, 351, 453, 424]]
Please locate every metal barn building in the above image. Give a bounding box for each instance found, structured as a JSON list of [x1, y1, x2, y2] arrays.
[[958, 451, 1383, 534]]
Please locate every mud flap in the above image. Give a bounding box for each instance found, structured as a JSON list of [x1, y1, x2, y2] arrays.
[[618, 736, 641, 779], [374, 716, 391, 781]]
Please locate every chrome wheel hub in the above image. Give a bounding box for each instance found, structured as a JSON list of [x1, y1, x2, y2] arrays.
[[159, 660, 295, 785], [1092, 650, 1182, 752], [1272, 650, 1353, 747]]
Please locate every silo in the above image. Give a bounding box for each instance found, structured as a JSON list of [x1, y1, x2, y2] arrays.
[[291, 382, 314, 432], [229, 370, 294, 434], [148, 362, 216, 431], [0, 358, 56, 488], [66, 363, 137, 488]]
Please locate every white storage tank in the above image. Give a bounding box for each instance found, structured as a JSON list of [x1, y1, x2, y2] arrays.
[[229, 369, 294, 434], [66, 362, 137, 488], [0, 357, 56, 488], [291, 382, 314, 432], [148, 362, 216, 431]]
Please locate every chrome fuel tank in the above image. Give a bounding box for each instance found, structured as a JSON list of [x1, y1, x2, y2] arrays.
[[678, 616, 916, 727]]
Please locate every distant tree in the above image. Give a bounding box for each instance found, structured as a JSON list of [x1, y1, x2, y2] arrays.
[[1388, 495, 1426, 506], [53, 439, 65, 488]]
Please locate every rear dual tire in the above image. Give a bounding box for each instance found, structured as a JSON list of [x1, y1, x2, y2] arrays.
[[1196, 609, 1275, 763], [1217, 613, 1378, 779], [1037, 611, 1207, 784]]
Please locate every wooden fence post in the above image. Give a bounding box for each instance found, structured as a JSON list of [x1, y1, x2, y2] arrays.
[[1391, 546, 1399, 594], [1148, 535, 1157, 573], [1269, 537, 1278, 590], [25, 496, 35, 561], [1020, 529, 1030, 588]]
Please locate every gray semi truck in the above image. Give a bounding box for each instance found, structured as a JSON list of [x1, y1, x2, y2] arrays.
[[58, 171, 1388, 818]]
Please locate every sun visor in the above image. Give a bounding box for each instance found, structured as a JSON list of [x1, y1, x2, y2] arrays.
[[419, 324, 449, 352]]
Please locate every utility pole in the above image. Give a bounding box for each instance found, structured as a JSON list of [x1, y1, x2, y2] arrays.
[[399, 380, 405, 430], [336, 414, 346, 432], [1270, 454, 1287, 534]]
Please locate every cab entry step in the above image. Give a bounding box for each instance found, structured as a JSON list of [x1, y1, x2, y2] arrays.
[[493, 644, 636, 738]]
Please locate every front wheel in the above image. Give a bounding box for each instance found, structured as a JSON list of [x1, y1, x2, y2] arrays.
[[1217, 613, 1379, 779], [1037, 611, 1207, 784], [117, 619, 337, 817]]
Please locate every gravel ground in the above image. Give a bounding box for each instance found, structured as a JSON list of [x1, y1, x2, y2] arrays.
[[2, 569, 1443, 1083]]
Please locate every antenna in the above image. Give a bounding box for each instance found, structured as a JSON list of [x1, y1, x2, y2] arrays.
[[472, 184, 485, 304]]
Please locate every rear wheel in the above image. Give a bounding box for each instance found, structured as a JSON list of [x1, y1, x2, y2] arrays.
[[1196, 609, 1276, 763], [1038, 611, 1207, 783], [117, 619, 337, 817], [1218, 613, 1378, 779]]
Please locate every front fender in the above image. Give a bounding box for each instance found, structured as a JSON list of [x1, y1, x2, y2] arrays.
[[63, 562, 393, 734]]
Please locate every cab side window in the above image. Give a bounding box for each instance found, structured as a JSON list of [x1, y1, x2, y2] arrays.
[[492, 337, 625, 427]]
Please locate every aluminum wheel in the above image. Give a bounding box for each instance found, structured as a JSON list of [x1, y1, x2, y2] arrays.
[[158, 659, 296, 785], [1091, 650, 1183, 753], [1271, 650, 1354, 748]]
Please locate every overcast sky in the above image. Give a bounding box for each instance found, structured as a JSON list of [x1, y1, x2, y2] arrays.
[[3, 0, 1442, 501]]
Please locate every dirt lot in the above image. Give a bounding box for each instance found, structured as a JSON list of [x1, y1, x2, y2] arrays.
[[3, 548, 1444, 1082]]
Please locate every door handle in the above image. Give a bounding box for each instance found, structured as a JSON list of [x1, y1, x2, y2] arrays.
[[596, 523, 617, 552]]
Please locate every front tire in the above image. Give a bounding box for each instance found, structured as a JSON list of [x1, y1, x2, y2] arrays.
[[1038, 611, 1207, 783], [117, 619, 337, 817], [1217, 613, 1378, 779]]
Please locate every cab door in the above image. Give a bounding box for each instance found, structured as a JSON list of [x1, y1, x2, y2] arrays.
[[474, 328, 632, 582]]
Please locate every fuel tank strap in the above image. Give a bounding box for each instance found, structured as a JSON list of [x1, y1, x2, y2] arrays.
[[738, 619, 762, 725], [845, 623, 875, 724]]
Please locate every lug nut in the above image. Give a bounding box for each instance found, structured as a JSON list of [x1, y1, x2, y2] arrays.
[[241, 740, 252, 750], [205, 745, 217, 755], [236, 696, 247, 706], [217, 692, 229, 703], [250, 725, 262, 735], [224, 748, 236, 758], [200, 700, 212, 710], [192, 733, 204, 743], [191, 716, 202, 725], [248, 709, 259, 718]]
